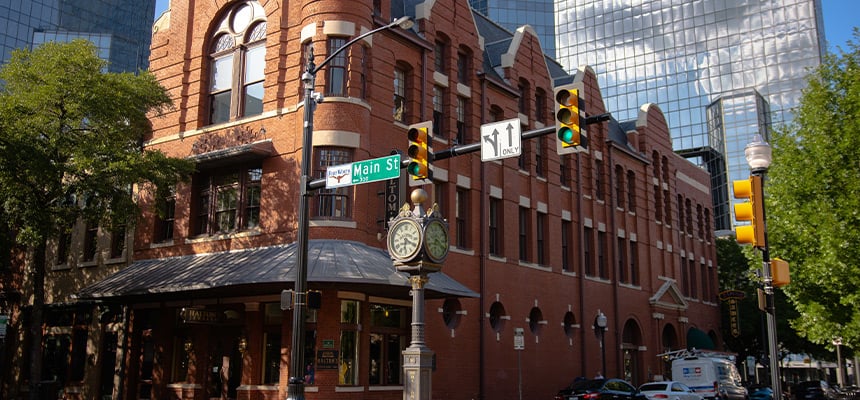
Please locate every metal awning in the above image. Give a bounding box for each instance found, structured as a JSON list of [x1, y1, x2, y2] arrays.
[[77, 239, 479, 301]]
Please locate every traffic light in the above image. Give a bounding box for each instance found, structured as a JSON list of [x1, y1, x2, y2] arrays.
[[732, 175, 765, 247], [771, 258, 790, 287], [554, 82, 587, 155], [407, 121, 433, 180]]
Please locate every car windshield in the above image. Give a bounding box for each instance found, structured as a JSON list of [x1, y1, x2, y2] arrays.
[[641, 384, 669, 391]]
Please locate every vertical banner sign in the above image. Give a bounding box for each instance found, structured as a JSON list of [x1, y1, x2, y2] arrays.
[[718, 290, 746, 338], [385, 177, 400, 229]]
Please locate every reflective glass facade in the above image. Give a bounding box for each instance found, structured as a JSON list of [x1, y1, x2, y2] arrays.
[[0, 0, 155, 72], [552, 0, 825, 231], [470, 0, 558, 57]]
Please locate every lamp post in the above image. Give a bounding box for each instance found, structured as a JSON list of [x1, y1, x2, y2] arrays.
[[833, 337, 844, 386], [594, 310, 608, 378], [288, 16, 413, 400], [744, 134, 782, 400]]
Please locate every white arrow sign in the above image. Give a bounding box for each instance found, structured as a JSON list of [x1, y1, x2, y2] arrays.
[[481, 118, 521, 161]]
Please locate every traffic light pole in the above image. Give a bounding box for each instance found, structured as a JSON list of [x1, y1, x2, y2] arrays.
[[754, 168, 782, 400], [305, 114, 612, 190], [288, 16, 414, 400]]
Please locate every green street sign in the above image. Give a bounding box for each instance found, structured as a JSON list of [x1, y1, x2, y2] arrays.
[[326, 154, 401, 188]]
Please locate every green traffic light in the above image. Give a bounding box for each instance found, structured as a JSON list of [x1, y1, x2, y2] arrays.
[[558, 127, 578, 146]]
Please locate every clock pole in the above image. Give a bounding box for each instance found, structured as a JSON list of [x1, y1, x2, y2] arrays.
[[388, 188, 449, 400]]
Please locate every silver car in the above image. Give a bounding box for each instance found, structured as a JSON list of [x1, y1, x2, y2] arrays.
[[639, 381, 706, 400]]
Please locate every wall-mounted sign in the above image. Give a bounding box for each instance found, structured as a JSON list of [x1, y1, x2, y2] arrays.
[[180, 308, 219, 324], [316, 350, 339, 370], [322, 339, 335, 349]]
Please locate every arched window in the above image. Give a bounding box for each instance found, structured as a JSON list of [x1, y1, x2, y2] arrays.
[[208, 1, 267, 125]]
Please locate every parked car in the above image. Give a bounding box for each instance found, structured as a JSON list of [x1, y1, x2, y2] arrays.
[[794, 381, 839, 400], [555, 378, 648, 400], [748, 384, 773, 400], [639, 381, 704, 400]]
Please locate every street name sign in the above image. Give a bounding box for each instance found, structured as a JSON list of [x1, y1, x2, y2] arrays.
[[326, 154, 401, 188], [481, 118, 521, 161]]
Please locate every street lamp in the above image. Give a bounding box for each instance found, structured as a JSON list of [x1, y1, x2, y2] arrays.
[[288, 16, 413, 400], [594, 310, 608, 378], [744, 134, 781, 400], [833, 337, 844, 386]]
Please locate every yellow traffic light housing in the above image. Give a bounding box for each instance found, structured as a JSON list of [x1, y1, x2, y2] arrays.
[[771, 258, 790, 287], [733, 175, 765, 247], [407, 121, 433, 180], [554, 83, 587, 155]]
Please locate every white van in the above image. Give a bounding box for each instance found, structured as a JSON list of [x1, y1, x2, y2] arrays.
[[671, 354, 748, 400]]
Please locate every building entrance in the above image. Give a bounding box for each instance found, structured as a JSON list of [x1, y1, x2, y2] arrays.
[[207, 326, 243, 400]]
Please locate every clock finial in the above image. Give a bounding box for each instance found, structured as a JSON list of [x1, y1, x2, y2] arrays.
[[410, 188, 428, 217]]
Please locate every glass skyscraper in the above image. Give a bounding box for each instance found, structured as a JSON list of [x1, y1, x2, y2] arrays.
[[473, 0, 825, 231], [470, 0, 559, 57], [0, 0, 155, 72]]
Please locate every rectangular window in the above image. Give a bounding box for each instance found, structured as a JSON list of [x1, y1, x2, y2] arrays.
[[627, 171, 636, 212], [629, 241, 639, 285], [209, 54, 234, 124], [617, 237, 627, 283], [156, 193, 176, 242], [457, 51, 469, 83], [455, 188, 469, 248], [560, 156, 571, 187], [339, 300, 360, 385], [434, 41, 446, 73], [561, 221, 572, 272], [535, 90, 546, 122], [518, 132, 529, 171], [393, 68, 406, 122], [535, 136, 545, 177], [243, 44, 265, 117], [518, 206, 529, 262], [680, 255, 690, 297], [194, 165, 262, 235], [663, 189, 671, 225], [82, 222, 98, 262], [597, 231, 607, 279], [536, 212, 547, 265], [109, 226, 126, 259], [432, 86, 445, 138], [689, 258, 698, 298], [595, 160, 605, 200], [56, 229, 72, 266], [615, 166, 625, 210], [489, 197, 502, 256], [314, 148, 353, 218], [326, 37, 347, 96], [584, 227, 594, 276], [456, 96, 466, 144]]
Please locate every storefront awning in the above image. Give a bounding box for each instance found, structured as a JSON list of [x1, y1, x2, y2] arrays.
[[77, 239, 479, 301]]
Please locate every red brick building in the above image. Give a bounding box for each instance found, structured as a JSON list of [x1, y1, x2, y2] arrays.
[[0, 0, 721, 399]]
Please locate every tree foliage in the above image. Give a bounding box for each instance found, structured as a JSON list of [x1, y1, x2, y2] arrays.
[[0, 39, 195, 397], [0, 39, 194, 245], [765, 32, 860, 356], [716, 239, 828, 363]]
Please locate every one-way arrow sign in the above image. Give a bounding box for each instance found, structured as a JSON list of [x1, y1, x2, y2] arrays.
[[480, 118, 521, 161]]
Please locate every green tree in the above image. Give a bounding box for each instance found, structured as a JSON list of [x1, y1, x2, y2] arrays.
[[765, 32, 860, 359], [0, 40, 194, 399], [717, 238, 828, 382]]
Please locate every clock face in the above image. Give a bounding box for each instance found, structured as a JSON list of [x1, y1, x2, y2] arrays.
[[387, 219, 422, 261], [424, 219, 449, 263]]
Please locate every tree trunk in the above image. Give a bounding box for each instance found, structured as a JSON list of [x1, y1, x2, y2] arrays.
[[27, 240, 46, 400]]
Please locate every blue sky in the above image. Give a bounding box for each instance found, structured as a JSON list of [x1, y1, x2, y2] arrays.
[[153, 0, 856, 53]]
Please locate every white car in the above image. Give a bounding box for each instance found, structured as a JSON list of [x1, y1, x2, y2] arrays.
[[639, 381, 705, 400]]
